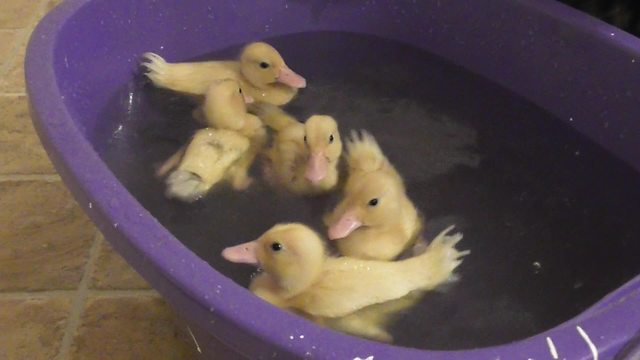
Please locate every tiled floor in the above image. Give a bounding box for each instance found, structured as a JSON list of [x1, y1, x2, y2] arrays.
[[0, 1, 197, 359]]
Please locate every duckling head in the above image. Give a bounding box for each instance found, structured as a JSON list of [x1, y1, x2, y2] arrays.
[[303, 115, 342, 184], [222, 223, 325, 294], [239, 42, 307, 89], [327, 172, 404, 240]]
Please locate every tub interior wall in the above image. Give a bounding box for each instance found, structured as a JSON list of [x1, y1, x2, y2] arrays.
[[53, 0, 640, 172]]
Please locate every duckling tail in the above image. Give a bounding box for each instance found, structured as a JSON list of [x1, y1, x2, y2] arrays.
[[345, 130, 388, 173]]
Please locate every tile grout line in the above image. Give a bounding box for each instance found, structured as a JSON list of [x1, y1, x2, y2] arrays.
[[0, 290, 76, 300], [0, 289, 158, 299], [0, 174, 61, 182], [54, 230, 102, 360]]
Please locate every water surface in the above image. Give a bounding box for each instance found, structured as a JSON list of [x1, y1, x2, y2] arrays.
[[93, 31, 640, 350]]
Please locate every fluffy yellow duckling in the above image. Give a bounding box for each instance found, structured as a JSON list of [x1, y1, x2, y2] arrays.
[[324, 131, 421, 260], [142, 42, 306, 106], [156, 80, 267, 200], [196, 79, 268, 189], [161, 128, 250, 202], [221, 223, 468, 342], [256, 104, 342, 195]]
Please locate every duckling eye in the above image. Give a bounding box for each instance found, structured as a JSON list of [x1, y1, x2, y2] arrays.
[[368, 198, 379, 207], [329, 134, 334, 144], [271, 242, 283, 252], [303, 135, 307, 143], [259, 62, 270, 69], [239, 88, 242, 94]]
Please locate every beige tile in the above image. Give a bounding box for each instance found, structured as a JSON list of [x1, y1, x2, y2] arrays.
[[90, 235, 151, 290], [0, 31, 22, 70], [0, 96, 56, 174], [71, 296, 198, 360], [0, 0, 42, 29], [0, 297, 72, 360], [43, 0, 63, 13], [0, 30, 28, 93], [0, 181, 95, 291]]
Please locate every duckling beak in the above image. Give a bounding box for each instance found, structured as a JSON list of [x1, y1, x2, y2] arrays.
[[242, 93, 254, 104], [276, 65, 307, 88], [221, 241, 259, 266], [328, 209, 362, 240], [305, 151, 328, 184]]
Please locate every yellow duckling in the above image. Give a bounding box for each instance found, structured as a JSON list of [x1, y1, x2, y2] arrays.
[[161, 128, 250, 202], [256, 104, 342, 195], [324, 131, 422, 260], [221, 223, 468, 342], [156, 80, 267, 201], [142, 42, 306, 106]]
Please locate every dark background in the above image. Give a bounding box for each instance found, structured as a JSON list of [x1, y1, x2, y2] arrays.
[[560, 0, 640, 36]]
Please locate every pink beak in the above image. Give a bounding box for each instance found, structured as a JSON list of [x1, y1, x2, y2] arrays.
[[221, 240, 259, 266], [276, 65, 306, 88], [328, 210, 363, 240], [305, 151, 328, 184], [242, 93, 254, 104]]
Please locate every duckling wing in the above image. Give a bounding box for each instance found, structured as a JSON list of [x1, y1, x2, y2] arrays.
[[291, 258, 418, 318], [293, 227, 468, 318]]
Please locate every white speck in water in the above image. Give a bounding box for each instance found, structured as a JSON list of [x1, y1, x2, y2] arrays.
[[289, 335, 294, 340], [265, 24, 271, 32], [610, 32, 615, 36], [353, 356, 374, 360], [209, 307, 215, 312], [632, 59, 636, 63], [160, 45, 164, 50], [88, 202, 93, 209], [573, 280, 584, 289], [569, 117, 574, 122], [113, 222, 119, 228], [299, 335, 304, 339], [532, 261, 542, 273], [575, 150, 580, 156], [64, 56, 69, 69], [186, 326, 202, 354]]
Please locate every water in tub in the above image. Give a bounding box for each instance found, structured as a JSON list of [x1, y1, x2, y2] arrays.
[[92, 31, 640, 350]]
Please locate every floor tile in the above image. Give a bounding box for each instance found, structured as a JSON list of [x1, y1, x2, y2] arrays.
[[0, 0, 42, 28], [0, 297, 72, 360], [70, 295, 198, 360], [0, 30, 28, 93], [0, 181, 95, 291], [90, 234, 151, 290], [0, 96, 56, 174], [0, 31, 21, 70]]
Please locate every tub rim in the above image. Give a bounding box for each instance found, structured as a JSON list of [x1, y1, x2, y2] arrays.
[[25, 0, 640, 359]]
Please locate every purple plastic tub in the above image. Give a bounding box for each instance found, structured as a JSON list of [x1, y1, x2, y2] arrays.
[[26, 0, 640, 359]]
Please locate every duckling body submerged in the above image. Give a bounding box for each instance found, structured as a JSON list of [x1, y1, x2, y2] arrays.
[[325, 131, 422, 260], [222, 223, 468, 342], [256, 104, 342, 195], [142, 42, 306, 106], [157, 79, 266, 200]]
